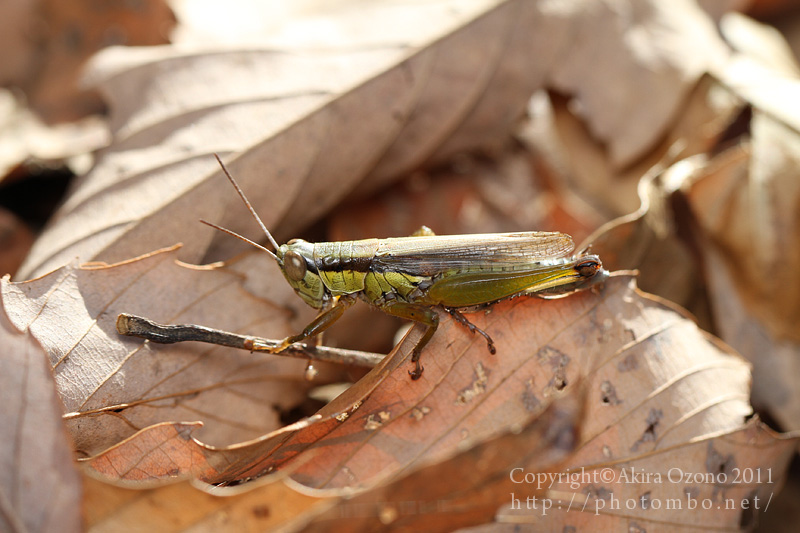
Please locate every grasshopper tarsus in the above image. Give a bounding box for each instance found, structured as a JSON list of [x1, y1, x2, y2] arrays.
[[409, 361, 424, 380], [409, 345, 426, 380]]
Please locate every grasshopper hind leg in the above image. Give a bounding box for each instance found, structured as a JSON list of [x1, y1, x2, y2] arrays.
[[446, 307, 496, 354]]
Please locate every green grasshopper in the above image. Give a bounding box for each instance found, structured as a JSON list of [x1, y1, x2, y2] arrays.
[[202, 156, 608, 379]]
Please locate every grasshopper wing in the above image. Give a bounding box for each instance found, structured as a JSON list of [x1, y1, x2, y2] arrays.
[[371, 231, 575, 276]]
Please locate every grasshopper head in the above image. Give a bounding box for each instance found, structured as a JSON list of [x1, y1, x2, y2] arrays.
[[572, 255, 609, 289], [276, 239, 328, 309]]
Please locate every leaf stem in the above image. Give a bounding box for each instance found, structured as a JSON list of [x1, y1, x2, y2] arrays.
[[116, 313, 384, 368]]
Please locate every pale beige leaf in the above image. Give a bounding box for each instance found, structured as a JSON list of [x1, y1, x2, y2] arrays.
[[544, 0, 728, 167], [715, 24, 800, 133], [2, 246, 319, 456], [82, 469, 325, 533], [685, 134, 800, 430], [521, 72, 744, 221], [684, 13, 800, 430], [720, 12, 800, 79], [0, 289, 82, 532], [17, 0, 728, 280]]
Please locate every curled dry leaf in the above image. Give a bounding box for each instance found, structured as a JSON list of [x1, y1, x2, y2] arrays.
[[685, 135, 800, 431], [524, 71, 744, 223], [77, 275, 754, 490], [275, 275, 755, 492], [82, 468, 324, 532], [82, 391, 580, 533], [1, 246, 321, 456], [17, 0, 728, 280], [682, 22, 800, 429], [71, 274, 797, 532], [479, 419, 799, 531], [294, 390, 583, 533], [581, 168, 702, 316], [0, 290, 82, 532]]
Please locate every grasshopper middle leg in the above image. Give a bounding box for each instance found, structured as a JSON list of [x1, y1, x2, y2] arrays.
[[445, 307, 496, 354], [377, 301, 440, 380]]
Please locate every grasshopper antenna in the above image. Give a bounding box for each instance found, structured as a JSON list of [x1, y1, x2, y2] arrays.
[[200, 219, 277, 260], [213, 153, 281, 255]]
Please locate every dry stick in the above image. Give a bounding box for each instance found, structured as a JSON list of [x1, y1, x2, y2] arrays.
[[116, 313, 384, 368]]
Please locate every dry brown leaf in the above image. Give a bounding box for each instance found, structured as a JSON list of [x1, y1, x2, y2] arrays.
[[275, 275, 753, 492], [522, 72, 744, 222], [0, 206, 34, 277], [542, 0, 728, 168], [580, 169, 701, 314], [82, 469, 324, 532], [681, 23, 800, 429], [707, 78, 800, 345], [74, 274, 756, 492], [1, 246, 321, 456], [0, 0, 37, 87], [64, 273, 798, 532], [81, 391, 579, 533], [17, 0, 729, 280], [294, 390, 583, 532], [471, 419, 798, 531], [7, 3, 800, 530], [685, 141, 800, 431], [20, 0, 176, 122], [0, 289, 82, 532]]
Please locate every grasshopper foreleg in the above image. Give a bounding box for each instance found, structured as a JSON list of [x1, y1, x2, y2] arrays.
[[251, 294, 356, 353], [445, 307, 496, 354]]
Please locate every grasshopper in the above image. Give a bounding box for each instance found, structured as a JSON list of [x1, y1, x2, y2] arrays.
[[198, 156, 608, 380]]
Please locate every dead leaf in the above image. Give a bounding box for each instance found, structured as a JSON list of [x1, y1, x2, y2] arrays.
[[19, 0, 176, 122], [0, 88, 109, 178], [82, 468, 325, 532], [580, 168, 701, 315], [0, 289, 82, 532], [81, 389, 578, 533], [1, 246, 321, 456], [16, 0, 729, 280], [0, 206, 34, 277], [543, 0, 728, 168], [295, 390, 583, 532], [683, 27, 800, 429], [684, 142, 800, 431], [690, 110, 800, 347], [72, 274, 797, 532], [274, 275, 753, 492], [0, 0, 37, 86], [481, 419, 799, 531], [521, 72, 744, 222], [6, 2, 800, 530]]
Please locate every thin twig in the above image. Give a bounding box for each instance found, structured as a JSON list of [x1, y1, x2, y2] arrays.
[[116, 313, 384, 368]]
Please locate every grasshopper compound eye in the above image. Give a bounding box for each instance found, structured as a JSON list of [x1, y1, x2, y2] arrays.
[[575, 259, 601, 278], [284, 250, 307, 281]]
